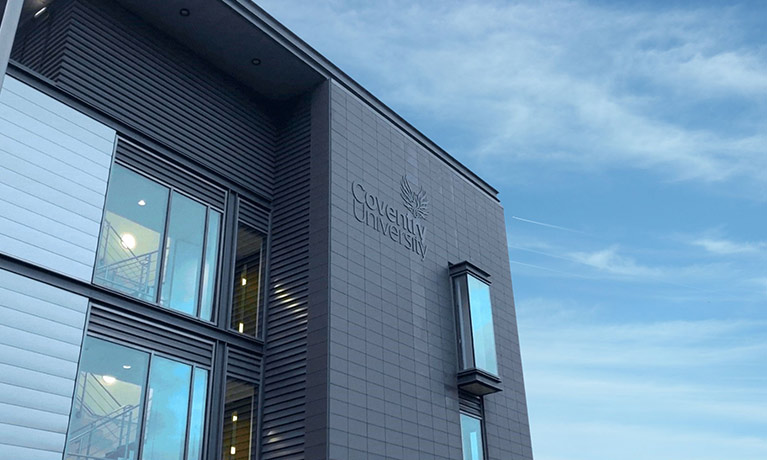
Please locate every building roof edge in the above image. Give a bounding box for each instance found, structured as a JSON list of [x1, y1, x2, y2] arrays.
[[224, 0, 501, 202]]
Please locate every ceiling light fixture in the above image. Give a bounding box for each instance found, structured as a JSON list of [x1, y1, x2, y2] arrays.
[[137, 199, 146, 206], [179, 8, 190, 17], [120, 233, 136, 250], [251, 58, 261, 66], [34, 7, 47, 18], [123, 365, 132, 369]]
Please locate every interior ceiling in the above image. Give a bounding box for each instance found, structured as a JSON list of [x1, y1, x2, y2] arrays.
[[111, 0, 324, 100]]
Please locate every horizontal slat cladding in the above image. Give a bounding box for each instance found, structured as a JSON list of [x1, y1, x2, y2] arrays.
[[0, 268, 88, 458], [13, 0, 278, 199], [11, 1, 75, 81], [239, 199, 270, 234], [0, 74, 114, 281], [116, 139, 226, 210], [459, 391, 483, 418], [261, 100, 312, 459], [227, 346, 262, 384], [87, 304, 214, 367]]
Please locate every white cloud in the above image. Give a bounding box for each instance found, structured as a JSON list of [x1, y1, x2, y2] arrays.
[[692, 237, 766, 255], [568, 245, 661, 277], [257, 0, 767, 192]]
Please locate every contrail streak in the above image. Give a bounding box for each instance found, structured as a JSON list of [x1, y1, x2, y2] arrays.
[[511, 216, 586, 234]]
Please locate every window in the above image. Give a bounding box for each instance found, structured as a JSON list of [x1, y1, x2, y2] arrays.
[[230, 221, 265, 337], [451, 262, 502, 395], [94, 164, 221, 320], [222, 378, 258, 459], [460, 413, 485, 460], [64, 336, 208, 460]]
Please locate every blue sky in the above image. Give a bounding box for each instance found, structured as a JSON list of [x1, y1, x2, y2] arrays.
[[256, 1, 767, 458]]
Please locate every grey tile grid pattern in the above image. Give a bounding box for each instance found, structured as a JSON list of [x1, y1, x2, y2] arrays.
[[327, 81, 533, 460]]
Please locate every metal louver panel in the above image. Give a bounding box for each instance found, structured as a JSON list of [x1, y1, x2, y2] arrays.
[[115, 138, 227, 210], [459, 391, 484, 418], [260, 98, 312, 460], [227, 346, 262, 384], [87, 303, 214, 367], [238, 199, 270, 234]]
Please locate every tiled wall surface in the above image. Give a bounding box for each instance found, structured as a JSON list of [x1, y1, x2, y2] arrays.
[[327, 81, 533, 460]]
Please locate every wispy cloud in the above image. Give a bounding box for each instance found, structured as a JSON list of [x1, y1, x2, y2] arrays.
[[259, 0, 767, 194], [692, 237, 766, 255], [518, 299, 767, 460], [568, 245, 661, 277]]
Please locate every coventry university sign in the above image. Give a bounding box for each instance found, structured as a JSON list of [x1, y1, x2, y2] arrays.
[[351, 176, 429, 260]]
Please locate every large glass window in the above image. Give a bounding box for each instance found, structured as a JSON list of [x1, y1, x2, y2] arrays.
[[466, 276, 498, 375], [95, 164, 167, 303], [453, 272, 499, 376], [460, 413, 485, 460], [222, 378, 258, 460], [95, 164, 221, 320], [65, 337, 208, 460], [230, 222, 264, 337]]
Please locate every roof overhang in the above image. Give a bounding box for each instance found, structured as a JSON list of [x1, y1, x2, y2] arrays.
[[113, 0, 326, 101], [3, 0, 500, 200]]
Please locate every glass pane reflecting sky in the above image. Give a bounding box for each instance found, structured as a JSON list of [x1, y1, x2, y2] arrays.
[[187, 368, 208, 460], [460, 413, 484, 460], [65, 337, 148, 460], [468, 275, 498, 375], [141, 356, 191, 460], [161, 192, 206, 315], [199, 210, 221, 321], [95, 164, 168, 302]]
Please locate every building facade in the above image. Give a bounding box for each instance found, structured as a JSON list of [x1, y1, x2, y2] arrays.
[[0, 1, 534, 459]]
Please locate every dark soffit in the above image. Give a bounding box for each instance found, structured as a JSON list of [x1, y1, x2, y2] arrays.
[[113, 0, 326, 101], [5, 0, 500, 200]]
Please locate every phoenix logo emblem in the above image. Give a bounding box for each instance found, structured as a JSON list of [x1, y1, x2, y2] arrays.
[[400, 176, 429, 220]]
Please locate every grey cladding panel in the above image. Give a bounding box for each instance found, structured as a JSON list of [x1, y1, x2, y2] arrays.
[[0, 268, 88, 460], [327, 81, 534, 460], [0, 76, 114, 281]]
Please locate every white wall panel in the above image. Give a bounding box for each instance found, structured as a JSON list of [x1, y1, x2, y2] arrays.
[[0, 269, 88, 460], [0, 76, 115, 281]]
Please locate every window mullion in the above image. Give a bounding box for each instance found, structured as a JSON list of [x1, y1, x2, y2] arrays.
[[156, 190, 175, 304], [196, 210, 211, 318], [183, 366, 196, 460], [135, 352, 155, 460], [218, 193, 239, 330]]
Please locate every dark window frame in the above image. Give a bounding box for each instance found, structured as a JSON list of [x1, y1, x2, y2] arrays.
[[82, 136, 269, 460], [228, 203, 268, 340], [64, 334, 213, 460], [458, 410, 489, 460], [1, 69, 271, 460], [94, 139, 228, 322], [449, 261, 502, 396]]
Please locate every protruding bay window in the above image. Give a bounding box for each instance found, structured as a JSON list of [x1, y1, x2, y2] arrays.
[[450, 261, 502, 395]]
